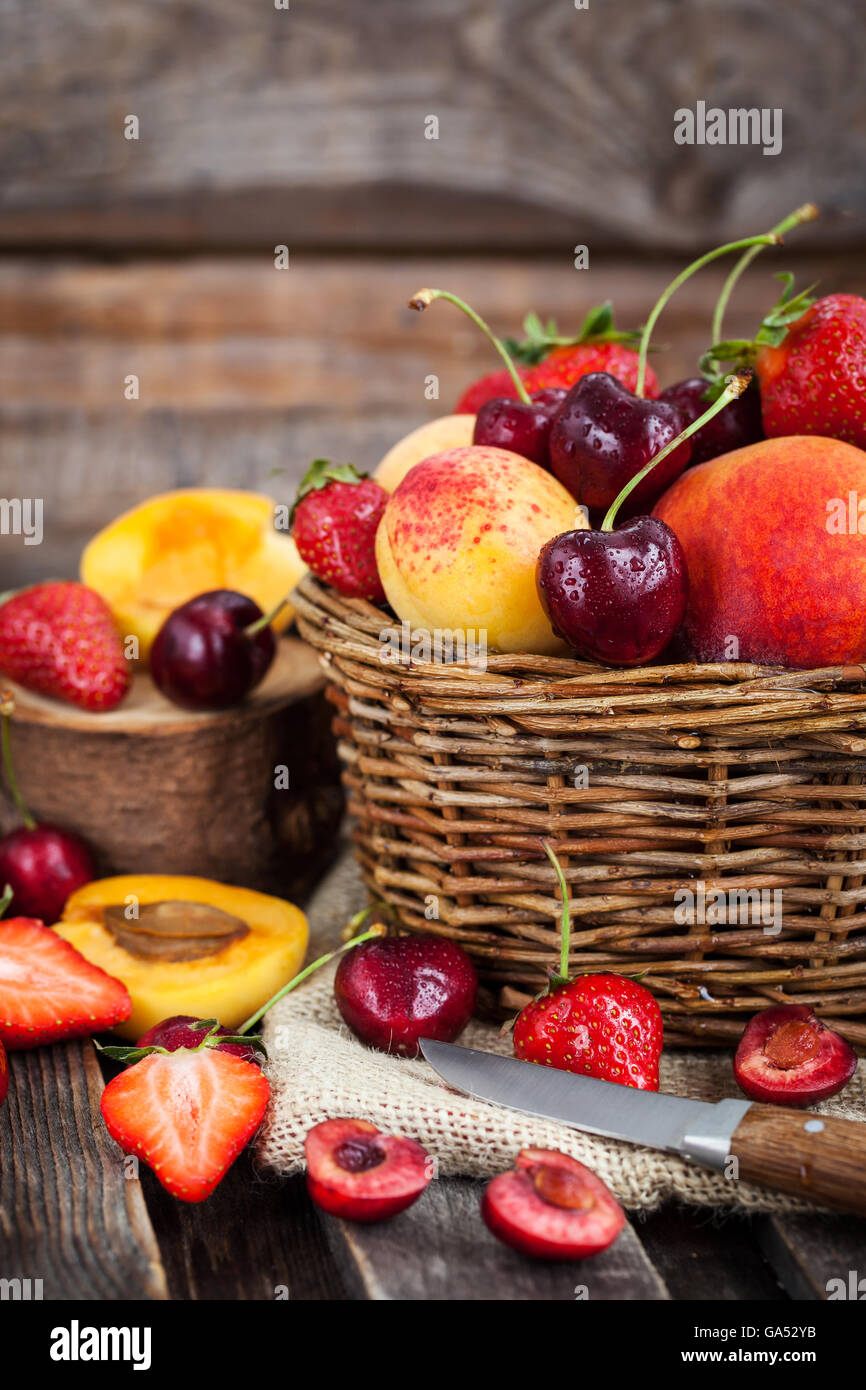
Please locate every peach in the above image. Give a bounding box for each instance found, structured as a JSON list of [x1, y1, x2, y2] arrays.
[[653, 435, 866, 667], [374, 414, 476, 492], [375, 446, 586, 654]]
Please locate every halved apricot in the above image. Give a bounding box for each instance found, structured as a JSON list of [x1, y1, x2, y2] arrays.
[[81, 489, 306, 660], [55, 874, 308, 1040]]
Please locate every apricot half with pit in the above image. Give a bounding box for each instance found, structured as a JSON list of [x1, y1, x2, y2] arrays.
[[81, 489, 306, 661], [55, 875, 308, 1040]]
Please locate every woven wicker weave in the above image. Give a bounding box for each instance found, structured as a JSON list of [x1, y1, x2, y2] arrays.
[[294, 573, 866, 1049]]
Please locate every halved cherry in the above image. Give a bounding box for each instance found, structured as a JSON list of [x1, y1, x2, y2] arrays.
[[305, 1118, 432, 1223], [734, 1004, 857, 1108], [481, 1148, 625, 1260]]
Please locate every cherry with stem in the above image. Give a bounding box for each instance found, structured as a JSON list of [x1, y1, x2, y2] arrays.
[[538, 374, 751, 668], [409, 288, 566, 468]]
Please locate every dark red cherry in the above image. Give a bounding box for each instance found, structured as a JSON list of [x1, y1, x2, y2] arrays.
[[660, 376, 764, 465], [334, 933, 478, 1056], [150, 590, 276, 711], [473, 388, 567, 469], [537, 517, 688, 667], [0, 824, 94, 921], [305, 1118, 432, 1222], [135, 1014, 261, 1065], [548, 373, 691, 518], [733, 1005, 857, 1108]]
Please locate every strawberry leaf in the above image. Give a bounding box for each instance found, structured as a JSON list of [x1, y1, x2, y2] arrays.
[[95, 1040, 169, 1063]]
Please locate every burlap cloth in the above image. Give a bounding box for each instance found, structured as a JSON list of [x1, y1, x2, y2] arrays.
[[256, 846, 866, 1213]]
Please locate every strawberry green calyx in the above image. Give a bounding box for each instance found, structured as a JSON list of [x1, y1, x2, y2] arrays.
[[700, 273, 818, 382], [96, 1021, 268, 1064], [503, 302, 642, 366], [290, 459, 371, 527], [409, 287, 534, 406], [0, 884, 12, 919]]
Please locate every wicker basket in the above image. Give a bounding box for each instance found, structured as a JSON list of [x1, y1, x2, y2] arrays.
[[294, 573, 866, 1049]]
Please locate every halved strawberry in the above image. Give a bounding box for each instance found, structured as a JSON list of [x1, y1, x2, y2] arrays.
[[100, 1047, 270, 1202], [0, 917, 131, 1048]]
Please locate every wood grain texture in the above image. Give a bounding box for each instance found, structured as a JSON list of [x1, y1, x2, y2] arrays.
[[3, 250, 862, 589], [0, 1041, 167, 1300], [757, 1212, 866, 1300], [320, 1175, 669, 1301], [731, 1106, 866, 1216], [0, 0, 863, 251], [0, 639, 343, 898]]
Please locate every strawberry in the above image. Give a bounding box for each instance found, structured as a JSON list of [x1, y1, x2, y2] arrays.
[[523, 342, 658, 397], [756, 292, 866, 447], [100, 1044, 270, 1202], [512, 845, 663, 1090], [0, 916, 131, 1048], [455, 367, 530, 414], [0, 581, 130, 711], [454, 304, 652, 412], [291, 460, 387, 602]]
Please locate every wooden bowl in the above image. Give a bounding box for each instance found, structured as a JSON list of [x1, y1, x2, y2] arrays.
[[0, 636, 343, 901]]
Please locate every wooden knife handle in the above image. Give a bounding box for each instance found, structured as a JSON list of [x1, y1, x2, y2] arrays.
[[730, 1105, 866, 1216]]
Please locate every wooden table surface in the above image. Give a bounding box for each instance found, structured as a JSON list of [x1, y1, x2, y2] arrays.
[[3, 843, 865, 1303]]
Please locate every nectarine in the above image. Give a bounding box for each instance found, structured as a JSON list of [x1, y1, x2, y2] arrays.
[[375, 415, 476, 492], [653, 435, 866, 667], [375, 446, 586, 655]]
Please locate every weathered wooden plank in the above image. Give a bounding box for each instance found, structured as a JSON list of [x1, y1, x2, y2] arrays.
[[756, 1214, 866, 1301], [0, 0, 863, 251], [140, 1160, 347, 1301], [320, 1176, 669, 1301], [637, 1207, 788, 1301], [0, 1041, 167, 1300]]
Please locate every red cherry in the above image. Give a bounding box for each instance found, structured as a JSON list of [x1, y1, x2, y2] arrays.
[[0, 825, 94, 922], [659, 376, 764, 465], [150, 590, 276, 711], [548, 373, 692, 518], [334, 933, 477, 1056], [537, 517, 688, 667], [473, 388, 567, 469], [734, 1005, 857, 1108], [482, 1149, 626, 1260], [305, 1118, 432, 1222], [135, 1015, 261, 1065]]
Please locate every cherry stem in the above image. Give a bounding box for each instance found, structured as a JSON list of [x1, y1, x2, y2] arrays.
[[541, 840, 572, 982], [0, 694, 35, 831], [635, 234, 780, 397], [236, 924, 385, 1035], [244, 598, 288, 638], [601, 372, 752, 532], [711, 204, 818, 347], [408, 288, 533, 406]]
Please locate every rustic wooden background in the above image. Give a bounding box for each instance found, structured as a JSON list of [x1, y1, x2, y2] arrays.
[[1, 0, 865, 590]]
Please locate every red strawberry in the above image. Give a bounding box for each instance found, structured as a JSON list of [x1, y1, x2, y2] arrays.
[[0, 916, 131, 1048], [523, 343, 658, 398], [512, 845, 663, 1090], [292, 460, 387, 602], [0, 1039, 8, 1107], [101, 1046, 270, 1202], [455, 367, 530, 414], [0, 582, 130, 711], [756, 293, 866, 447]]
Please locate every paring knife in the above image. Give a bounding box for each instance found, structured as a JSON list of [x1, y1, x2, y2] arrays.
[[420, 1039, 866, 1217]]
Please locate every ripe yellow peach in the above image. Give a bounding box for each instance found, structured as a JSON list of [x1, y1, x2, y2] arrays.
[[375, 414, 476, 492], [375, 446, 587, 654], [81, 489, 306, 661]]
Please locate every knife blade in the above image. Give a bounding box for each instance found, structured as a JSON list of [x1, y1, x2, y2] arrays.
[[420, 1038, 752, 1171]]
